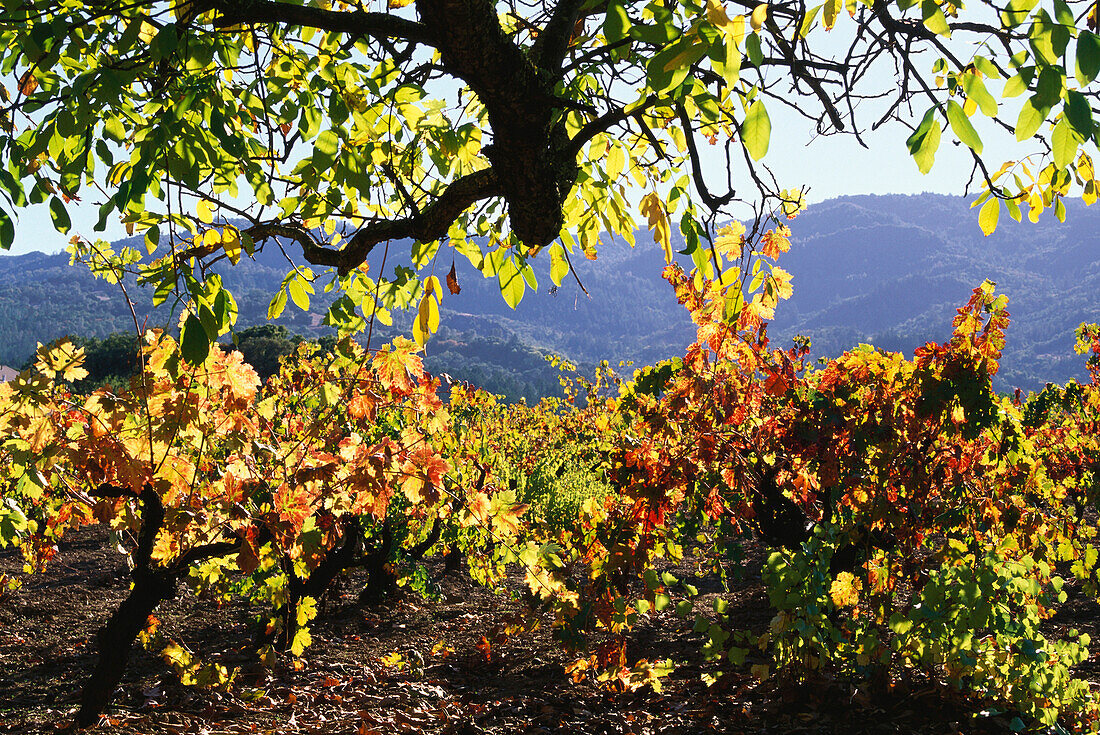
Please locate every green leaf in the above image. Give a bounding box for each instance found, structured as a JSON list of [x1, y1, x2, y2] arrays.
[[799, 5, 822, 37], [946, 100, 982, 154], [267, 289, 287, 320], [960, 74, 997, 117], [978, 197, 999, 236], [549, 244, 569, 286], [1001, 0, 1039, 28], [0, 498, 28, 546], [1034, 66, 1063, 109], [1028, 10, 1061, 65], [647, 40, 702, 94], [906, 107, 941, 174], [1015, 96, 1047, 141], [972, 56, 1001, 80], [103, 116, 126, 143], [603, 2, 631, 43], [288, 276, 310, 311], [497, 257, 525, 308], [180, 312, 210, 365], [1003, 71, 1029, 98], [49, 197, 71, 234], [1077, 32, 1100, 86], [629, 20, 679, 45], [921, 0, 950, 36], [1051, 117, 1081, 170], [745, 33, 763, 69], [742, 99, 770, 160], [313, 129, 340, 169], [1065, 91, 1095, 140], [0, 208, 13, 250]]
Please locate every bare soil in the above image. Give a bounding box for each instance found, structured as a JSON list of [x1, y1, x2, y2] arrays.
[[2, 527, 1093, 734]]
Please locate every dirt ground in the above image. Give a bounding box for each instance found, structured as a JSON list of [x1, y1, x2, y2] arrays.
[[1, 527, 1094, 734]]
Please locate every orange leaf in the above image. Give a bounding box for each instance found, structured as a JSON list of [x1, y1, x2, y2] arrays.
[[446, 263, 461, 295], [17, 71, 38, 96]]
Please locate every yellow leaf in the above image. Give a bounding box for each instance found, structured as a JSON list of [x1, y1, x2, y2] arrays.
[[161, 642, 193, 671], [714, 221, 745, 258], [829, 571, 862, 607], [750, 3, 768, 31], [770, 266, 793, 300], [222, 226, 242, 264], [412, 288, 440, 346], [290, 627, 312, 657], [727, 14, 747, 45], [296, 596, 318, 627], [978, 197, 999, 236], [640, 192, 673, 263], [138, 21, 158, 44], [381, 651, 406, 668], [706, 0, 731, 28], [197, 199, 214, 224]]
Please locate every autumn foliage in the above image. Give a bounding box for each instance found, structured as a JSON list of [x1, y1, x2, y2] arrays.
[[2, 228, 1100, 729]]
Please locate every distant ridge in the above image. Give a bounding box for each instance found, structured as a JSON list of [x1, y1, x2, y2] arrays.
[[1, 193, 1097, 392]]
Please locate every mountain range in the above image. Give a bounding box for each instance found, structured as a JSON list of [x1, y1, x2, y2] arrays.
[[1, 193, 1097, 394]]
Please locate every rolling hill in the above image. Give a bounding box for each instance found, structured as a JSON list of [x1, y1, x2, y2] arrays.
[[1, 193, 1097, 393]]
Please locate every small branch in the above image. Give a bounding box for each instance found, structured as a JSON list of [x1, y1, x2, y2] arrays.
[[566, 95, 660, 158], [172, 540, 241, 573], [676, 105, 735, 211]]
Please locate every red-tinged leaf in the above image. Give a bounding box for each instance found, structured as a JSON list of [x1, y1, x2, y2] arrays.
[[294, 454, 340, 485], [401, 446, 450, 505], [446, 263, 461, 294], [348, 391, 380, 420], [273, 482, 313, 528], [476, 636, 492, 661], [764, 370, 790, 396], [372, 337, 423, 394], [237, 527, 261, 575], [215, 349, 261, 404], [759, 226, 791, 259], [465, 490, 491, 526]]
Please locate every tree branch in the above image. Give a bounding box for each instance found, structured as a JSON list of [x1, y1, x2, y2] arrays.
[[247, 168, 500, 274], [206, 0, 437, 47], [531, 0, 588, 71]]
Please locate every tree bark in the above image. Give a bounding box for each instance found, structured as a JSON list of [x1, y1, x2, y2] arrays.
[[76, 567, 177, 728]]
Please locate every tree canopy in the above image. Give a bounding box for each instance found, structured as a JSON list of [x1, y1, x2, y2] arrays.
[[2, 0, 1099, 353]]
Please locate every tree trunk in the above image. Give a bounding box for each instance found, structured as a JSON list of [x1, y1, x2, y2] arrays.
[[76, 567, 176, 727], [266, 519, 363, 650]]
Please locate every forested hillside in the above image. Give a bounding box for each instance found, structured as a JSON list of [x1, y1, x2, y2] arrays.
[[2, 193, 1097, 392]]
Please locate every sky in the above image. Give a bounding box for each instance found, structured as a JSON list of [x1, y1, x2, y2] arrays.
[[4, 121, 998, 257]]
